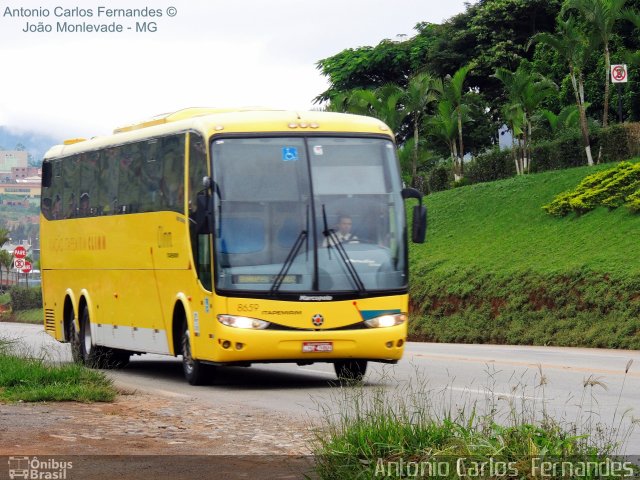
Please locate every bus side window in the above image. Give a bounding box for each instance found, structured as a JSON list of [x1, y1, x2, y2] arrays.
[[140, 139, 162, 212], [118, 142, 143, 214], [63, 155, 80, 218], [79, 151, 99, 217], [160, 135, 185, 213], [98, 148, 119, 215]]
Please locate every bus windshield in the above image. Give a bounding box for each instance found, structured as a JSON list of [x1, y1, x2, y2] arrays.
[[211, 136, 406, 295]]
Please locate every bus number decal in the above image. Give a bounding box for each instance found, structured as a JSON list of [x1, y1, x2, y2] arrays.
[[237, 303, 259, 313]]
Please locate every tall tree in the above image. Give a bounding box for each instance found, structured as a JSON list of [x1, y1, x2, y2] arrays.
[[0, 228, 11, 289], [0, 250, 11, 289], [562, 0, 629, 128], [403, 73, 442, 186], [531, 17, 595, 165], [427, 98, 460, 169], [339, 84, 406, 133], [494, 63, 556, 173], [443, 65, 472, 180]]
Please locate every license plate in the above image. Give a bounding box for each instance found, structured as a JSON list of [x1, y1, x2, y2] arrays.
[[302, 341, 333, 353]]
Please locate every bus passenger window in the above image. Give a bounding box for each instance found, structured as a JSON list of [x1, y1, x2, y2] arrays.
[[63, 155, 80, 218], [118, 143, 143, 214], [98, 148, 119, 215], [140, 139, 162, 212], [160, 135, 185, 213]]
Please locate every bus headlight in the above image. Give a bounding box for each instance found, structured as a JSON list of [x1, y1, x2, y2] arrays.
[[217, 314, 270, 330], [364, 313, 407, 328]]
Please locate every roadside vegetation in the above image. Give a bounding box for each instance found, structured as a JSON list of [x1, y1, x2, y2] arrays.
[[0, 338, 116, 402], [0, 287, 42, 324], [409, 160, 640, 348], [316, 0, 640, 189], [312, 365, 638, 479]]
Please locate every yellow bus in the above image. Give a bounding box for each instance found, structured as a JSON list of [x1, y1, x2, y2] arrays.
[[40, 108, 426, 384]]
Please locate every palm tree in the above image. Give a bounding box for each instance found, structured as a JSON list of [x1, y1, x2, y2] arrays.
[[338, 84, 406, 134], [530, 17, 595, 166], [537, 104, 583, 133], [0, 250, 11, 289], [0, 228, 10, 248], [403, 73, 442, 186], [0, 228, 10, 289], [427, 98, 461, 170], [443, 65, 472, 181], [494, 63, 556, 174], [562, 0, 629, 128]]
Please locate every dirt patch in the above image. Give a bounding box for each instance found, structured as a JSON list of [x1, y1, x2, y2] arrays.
[[0, 389, 316, 479]]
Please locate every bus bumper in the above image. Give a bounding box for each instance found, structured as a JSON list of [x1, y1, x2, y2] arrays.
[[200, 323, 407, 364]]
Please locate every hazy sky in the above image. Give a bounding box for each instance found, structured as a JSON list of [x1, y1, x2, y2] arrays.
[[0, 0, 471, 140]]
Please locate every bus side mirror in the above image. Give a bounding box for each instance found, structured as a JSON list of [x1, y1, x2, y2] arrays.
[[402, 187, 427, 244], [195, 192, 212, 235], [412, 205, 427, 244]]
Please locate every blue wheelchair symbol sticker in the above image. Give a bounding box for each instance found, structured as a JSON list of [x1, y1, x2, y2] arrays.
[[282, 147, 299, 161]]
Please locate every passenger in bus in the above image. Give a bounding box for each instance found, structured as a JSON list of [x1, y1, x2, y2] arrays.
[[66, 192, 77, 218], [79, 192, 90, 217], [52, 195, 62, 219], [323, 214, 359, 246]]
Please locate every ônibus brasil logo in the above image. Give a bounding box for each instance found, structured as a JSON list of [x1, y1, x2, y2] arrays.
[[7, 456, 73, 479]]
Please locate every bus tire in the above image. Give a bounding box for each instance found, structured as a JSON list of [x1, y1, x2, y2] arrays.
[[334, 359, 368, 382], [181, 325, 211, 385], [79, 309, 130, 369], [79, 308, 101, 367], [69, 317, 83, 364]]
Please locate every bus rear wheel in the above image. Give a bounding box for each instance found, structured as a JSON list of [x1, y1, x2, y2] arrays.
[[69, 317, 82, 364], [181, 325, 212, 385], [79, 309, 129, 369], [334, 359, 368, 382]]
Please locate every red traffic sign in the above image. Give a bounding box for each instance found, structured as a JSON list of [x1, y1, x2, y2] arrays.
[[22, 261, 32, 274], [611, 64, 628, 83], [13, 258, 25, 270], [13, 245, 27, 259]]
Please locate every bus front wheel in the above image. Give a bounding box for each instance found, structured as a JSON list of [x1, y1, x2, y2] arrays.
[[181, 325, 212, 385], [334, 360, 368, 382]]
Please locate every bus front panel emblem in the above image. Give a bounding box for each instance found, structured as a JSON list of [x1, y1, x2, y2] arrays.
[[311, 314, 324, 327]]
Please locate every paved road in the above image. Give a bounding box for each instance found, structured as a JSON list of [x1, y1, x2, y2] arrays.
[[2, 322, 639, 453]]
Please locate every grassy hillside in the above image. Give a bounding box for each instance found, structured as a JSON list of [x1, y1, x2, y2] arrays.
[[409, 160, 640, 348]]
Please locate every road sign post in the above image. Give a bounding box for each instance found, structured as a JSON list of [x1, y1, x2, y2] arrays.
[[22, 261, 32, 287], [611, 64, 628, 123]]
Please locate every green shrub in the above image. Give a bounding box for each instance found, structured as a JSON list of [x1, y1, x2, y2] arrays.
[[426, 165, 452, 193], [475, 123, 640, 182], [9, 287, 43, 311], [466, 147, 514, 184], [543, 161, 640, 216]]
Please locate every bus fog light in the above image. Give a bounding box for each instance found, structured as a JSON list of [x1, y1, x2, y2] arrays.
[[396, 339, 404, 347], [364, 313, 406, 328], [235, 342, 244, 350], [217, 314, 270, 330], [222, 340, 231, 349], [385, 341, 393, 348]]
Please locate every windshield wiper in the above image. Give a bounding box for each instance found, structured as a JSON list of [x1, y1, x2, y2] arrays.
[[270, 229, 307, 295], [271, 205, 311, 295], [322, 205, 366, 293]]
